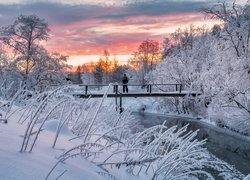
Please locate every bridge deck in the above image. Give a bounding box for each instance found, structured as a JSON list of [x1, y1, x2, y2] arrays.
[[74, 92, 201, 98]]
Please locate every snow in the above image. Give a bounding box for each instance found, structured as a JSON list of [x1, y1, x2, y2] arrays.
[[0, 111, 103, 180], [0, 92, 248, 180], [42, 119, 72, 135], [0, 97, 147, 180], [0, 84, 248, 180]]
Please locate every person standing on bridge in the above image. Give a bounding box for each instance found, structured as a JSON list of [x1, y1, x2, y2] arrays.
[[122, 74, 129, 93]]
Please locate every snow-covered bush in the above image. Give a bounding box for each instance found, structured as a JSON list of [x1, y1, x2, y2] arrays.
[[47, 121, 243, 179]]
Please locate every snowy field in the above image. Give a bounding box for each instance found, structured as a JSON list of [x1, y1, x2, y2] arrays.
[[0, 118, 103, 180], [0, 87, 248, 180]]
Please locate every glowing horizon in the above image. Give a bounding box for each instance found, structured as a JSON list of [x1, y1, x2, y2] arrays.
[[67, 54, 133, 66]]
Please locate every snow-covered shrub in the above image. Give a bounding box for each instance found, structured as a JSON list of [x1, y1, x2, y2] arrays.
[[0, 84, 35, 124], [18, 84, 138, 153], [0, 83, 242, 179], [101, 123, 244, 179], [47, 121, 244, 180], [19, 86, 77, 152]]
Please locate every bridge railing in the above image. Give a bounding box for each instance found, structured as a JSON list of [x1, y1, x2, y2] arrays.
[[77, 83, 186, 95]]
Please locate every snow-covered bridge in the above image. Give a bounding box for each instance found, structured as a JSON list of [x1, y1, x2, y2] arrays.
[[72, 83, 201, 113], [73, 83, 201, 98]]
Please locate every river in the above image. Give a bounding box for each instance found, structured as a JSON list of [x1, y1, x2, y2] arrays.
[[132, 112, 250, 176]]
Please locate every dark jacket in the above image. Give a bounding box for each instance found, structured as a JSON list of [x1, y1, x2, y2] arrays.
[[122, 76, 128, 84]]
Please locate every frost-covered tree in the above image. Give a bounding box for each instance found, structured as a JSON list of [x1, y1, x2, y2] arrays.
[[150, 1, 250, 134], [0, 45, 21, 97], [69, 65, 83, 84], [149, 26, 211, 115], [202, 1, 250, 134], [93, 59, 105, 84], [0, 45, 8, 81], [0, 14, 68, 90], [110, 65, 127, 83], [81, 64, 95, 85], [203, 1, 250, 57]]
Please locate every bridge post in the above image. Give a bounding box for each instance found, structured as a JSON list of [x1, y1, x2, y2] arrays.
[[147, 85, 152, 93], [113, 84, 118, 93], [85, 85, 88, 95], [115, 85, 118, 111], [176, 84, 178, 91], [180, 84, 182, 93], [119, 95, 123, 113]]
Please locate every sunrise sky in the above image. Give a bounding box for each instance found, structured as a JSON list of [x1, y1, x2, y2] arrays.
[[0, 0, 248, 66]]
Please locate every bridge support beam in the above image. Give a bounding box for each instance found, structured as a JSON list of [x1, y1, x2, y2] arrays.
[[147, 85, 152, 93], [114, 85, 123, 113], [85, 85, 88, 95], [176, 84, 182, 93]]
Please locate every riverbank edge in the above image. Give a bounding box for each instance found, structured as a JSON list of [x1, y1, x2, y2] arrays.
[[132, 111, 250, 159]]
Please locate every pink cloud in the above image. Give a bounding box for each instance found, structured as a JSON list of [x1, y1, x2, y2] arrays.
[[45, 12, 219, 60]]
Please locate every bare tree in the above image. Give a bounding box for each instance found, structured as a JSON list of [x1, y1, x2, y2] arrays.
[[129, 39, 162, 84], [0, 14, 67, 89]]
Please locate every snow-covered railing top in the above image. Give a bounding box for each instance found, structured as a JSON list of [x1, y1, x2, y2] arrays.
[[66, 83, 200, 98]]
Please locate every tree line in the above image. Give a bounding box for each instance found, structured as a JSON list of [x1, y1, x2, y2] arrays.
[[0, 14, 163, 92], [73, 40, 162, 85]]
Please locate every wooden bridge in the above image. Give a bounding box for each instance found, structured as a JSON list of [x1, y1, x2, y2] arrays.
[[74, 83, 200, 98], [72, 83, 201, 112]]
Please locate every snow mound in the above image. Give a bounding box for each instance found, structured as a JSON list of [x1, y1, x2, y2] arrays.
[[42, 119, 72, 135]]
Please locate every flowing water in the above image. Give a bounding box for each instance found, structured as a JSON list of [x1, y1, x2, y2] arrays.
[[132, 112, 250, 176]]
